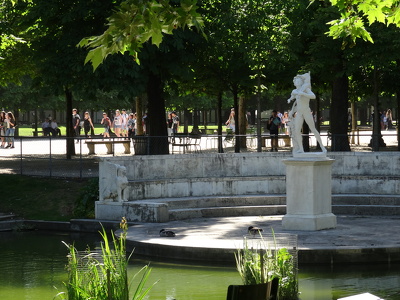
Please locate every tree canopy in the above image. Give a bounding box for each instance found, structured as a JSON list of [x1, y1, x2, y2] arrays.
[[322, 0, 400, 44]]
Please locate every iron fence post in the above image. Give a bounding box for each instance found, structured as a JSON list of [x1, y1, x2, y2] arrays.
[[49, 136, 52, 177]]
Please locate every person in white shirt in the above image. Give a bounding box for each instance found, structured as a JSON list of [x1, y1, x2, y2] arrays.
[[51, 119, 61, 136]]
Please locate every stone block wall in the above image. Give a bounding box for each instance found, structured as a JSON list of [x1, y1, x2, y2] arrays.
[[98, 152, 400, 201]]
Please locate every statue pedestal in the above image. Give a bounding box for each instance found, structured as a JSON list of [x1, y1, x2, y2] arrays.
[[282, 157, 336, 231]]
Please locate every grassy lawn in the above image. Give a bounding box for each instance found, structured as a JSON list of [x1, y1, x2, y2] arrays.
[[18, 125, 227, 136], [18, 125, 105, 136], [0, 175, 89, 221]]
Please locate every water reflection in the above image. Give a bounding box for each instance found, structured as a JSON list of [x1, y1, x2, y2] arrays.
[[0, 231, 101, 300], [299, 264, 400, 300], [0, 231, 399, 300]]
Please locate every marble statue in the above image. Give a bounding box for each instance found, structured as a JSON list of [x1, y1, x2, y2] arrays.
[[99, 162, 128, 202], [287, 72, 327, 155]]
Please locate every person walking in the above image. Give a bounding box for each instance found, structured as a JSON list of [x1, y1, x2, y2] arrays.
[[0, 111, 6, 148], [5, 112, 16, 148], [121, 109, 129, 137], [112, 110, 123, 137], [83, 112, 95, 138], [225, 108, 235, 131], [171, 111, 180, 134], [127, 113, 136, 138], [101, 112, 111, 138], [72, 108, 81, 143], [268, 110, 281, 152]]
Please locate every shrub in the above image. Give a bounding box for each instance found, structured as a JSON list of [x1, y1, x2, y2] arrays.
[[235, 232, 298, 299], [73, 178, 99, 219], [55, 218, 156, 300]]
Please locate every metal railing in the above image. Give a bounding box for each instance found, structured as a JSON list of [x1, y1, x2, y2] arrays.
[[0, 130, 398, 178]]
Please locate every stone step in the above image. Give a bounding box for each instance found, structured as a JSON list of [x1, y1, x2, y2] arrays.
[[154, 194, 400, 209], [333, 205, 400, 215], [165, 194, 400, 221], [158, 195, 286, 209], [333, 194, 400, 206], [169, 205, 286, 220], [107, 194, 400, 222], [169, 204, 400, 221]]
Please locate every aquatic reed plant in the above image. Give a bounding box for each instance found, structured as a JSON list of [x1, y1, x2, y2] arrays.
[[55, 217, 156, 300], [234, 230, 298, 299]]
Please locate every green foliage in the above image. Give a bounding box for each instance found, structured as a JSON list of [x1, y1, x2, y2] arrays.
[[56, 218, 157, 300], [319, 0, 400, 44], [79, 0, 204, 70], [235, 232, 298, 299], [275, 248, 298, 299], [73, 178, 99, 219], [0, 174, 86, 221]]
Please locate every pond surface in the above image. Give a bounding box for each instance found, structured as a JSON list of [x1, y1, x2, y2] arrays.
[[0, 231, 399, 300]]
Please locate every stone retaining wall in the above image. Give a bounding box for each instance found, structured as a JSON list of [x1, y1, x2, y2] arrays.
[[98, 152, 400, 201]]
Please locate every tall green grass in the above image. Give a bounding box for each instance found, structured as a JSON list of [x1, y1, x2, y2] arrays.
[[55, 218, 156, 300], [235, 231, 298, 299]]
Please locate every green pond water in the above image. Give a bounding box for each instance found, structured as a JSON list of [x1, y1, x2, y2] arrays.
[[0, 231, 399, 300]]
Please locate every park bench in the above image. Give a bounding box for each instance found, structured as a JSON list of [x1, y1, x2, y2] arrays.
[[170, 133, 201, 153], [85, 139, 131, 155], [32, 130, 44, 136]]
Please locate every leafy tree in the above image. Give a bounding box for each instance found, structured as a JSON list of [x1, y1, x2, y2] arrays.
[[7, 0, 143, 157], [317, 0, 400, 44], [79, 0, 204, 154], [292, 1, 352, 151], [0, 0, 35, 85], [191, 0, 296, 152]]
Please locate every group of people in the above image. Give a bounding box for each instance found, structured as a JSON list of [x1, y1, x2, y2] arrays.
[[381, 109, 393, 130], [108, 109, 138, 138], [72, 109, 95, 140], [41, 118, 61, 136], [72, 109, 141, 140], [0, 111, 16, 149], [167, 111, 180, 135]]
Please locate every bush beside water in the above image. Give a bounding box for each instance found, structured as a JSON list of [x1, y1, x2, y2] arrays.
[[235, 233, 298, 299]]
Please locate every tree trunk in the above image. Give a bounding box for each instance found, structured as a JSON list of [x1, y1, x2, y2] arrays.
[[350, 101, 357, 144], [397, 90, 400, 152], [257, 75, 262, 152], [369, 69, 386, 150], [146, 72, 169, 155], [233, 87, 240, 153], [330, 73, 351, 151], [135, 95, 144, 135], [192, 109, 200, 134], [14, 109, 20, 137], [217, 92, 224, 153], [65, 87, 75, 159], [315, 93, 321, 132], [239, 95, 247, 149]]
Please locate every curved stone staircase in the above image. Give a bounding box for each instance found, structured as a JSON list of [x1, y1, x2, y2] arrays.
[[127, 193, 400, 222], [96, 152, 400, 222]]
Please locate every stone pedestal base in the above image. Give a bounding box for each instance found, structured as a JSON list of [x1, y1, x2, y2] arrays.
[[282, 213, 337, 231], [282, 157, 337, 231]]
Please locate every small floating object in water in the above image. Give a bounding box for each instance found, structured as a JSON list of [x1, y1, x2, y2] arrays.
[[159, 229, 176, 237], [248, 226, 263, 236]]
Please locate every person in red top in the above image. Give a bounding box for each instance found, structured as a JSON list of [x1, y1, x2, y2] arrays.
[[101, 112, 111, 138]]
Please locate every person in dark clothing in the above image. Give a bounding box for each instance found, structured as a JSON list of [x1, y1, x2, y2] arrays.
[[268, 110, 281, 152]]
